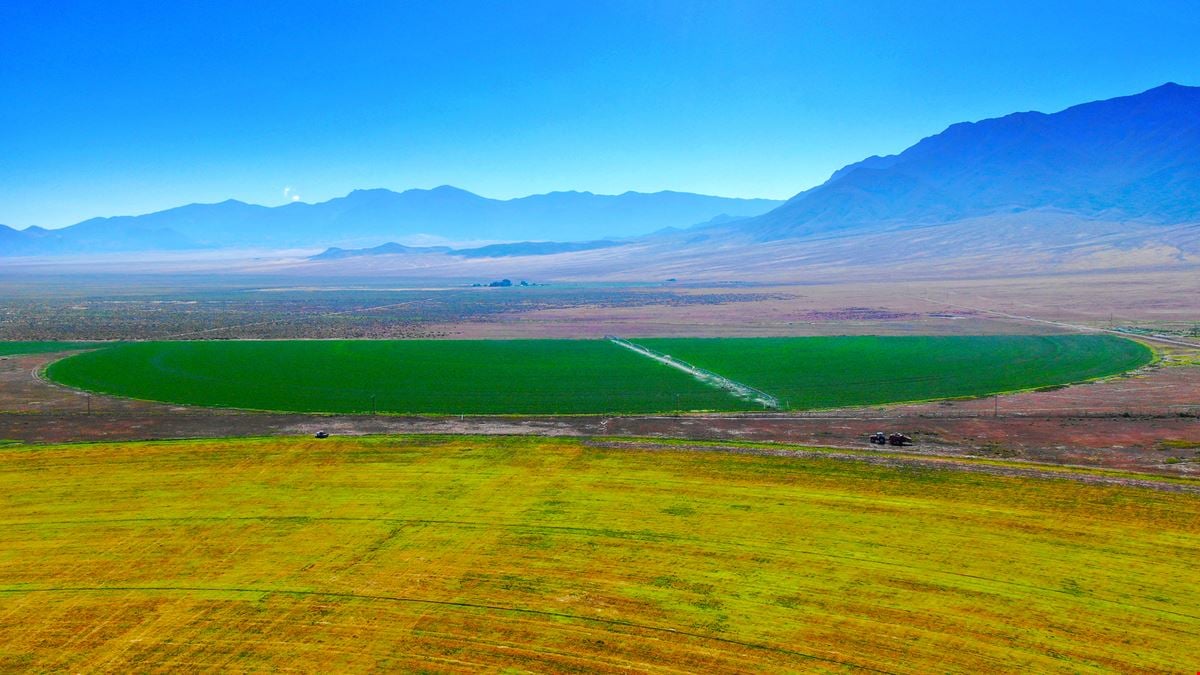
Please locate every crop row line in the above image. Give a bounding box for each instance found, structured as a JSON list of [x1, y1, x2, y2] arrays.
[[0, 585, 894, 672]]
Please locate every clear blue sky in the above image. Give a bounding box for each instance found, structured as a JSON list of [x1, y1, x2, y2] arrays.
[[2, 0, 1197, 228]]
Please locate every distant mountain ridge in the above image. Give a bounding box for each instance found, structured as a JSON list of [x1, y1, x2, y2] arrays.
[[279, 83, 1200, 281], [311, 239, 621, 261], [0, 188, 782, 256], [7, 82, 1199, 275], [709, 82, 1200, 243]]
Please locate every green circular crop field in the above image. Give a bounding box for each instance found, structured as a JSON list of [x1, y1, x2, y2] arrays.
[[44, 335, 1152, 414]]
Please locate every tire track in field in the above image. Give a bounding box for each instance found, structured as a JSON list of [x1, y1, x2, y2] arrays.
[[0, 515, 681, 542], [582, 440, 1200, 494], [607, 336, 781, 409], [0, 585, 895, 673], [7, 513, 1198, 624]]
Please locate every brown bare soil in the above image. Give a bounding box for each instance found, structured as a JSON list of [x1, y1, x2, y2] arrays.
[[421, 284, 1051, 339], [421, 270, 1200, 339], [3, 269, 1196, 341]]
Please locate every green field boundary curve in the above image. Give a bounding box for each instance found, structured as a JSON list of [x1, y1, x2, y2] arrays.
[[39, 336, 1155, 416]]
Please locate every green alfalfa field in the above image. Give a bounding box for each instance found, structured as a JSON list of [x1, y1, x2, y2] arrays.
[[0, 435, 1196, 672], [42, 334, 1151, 414], [636, 334, 1153, 409]]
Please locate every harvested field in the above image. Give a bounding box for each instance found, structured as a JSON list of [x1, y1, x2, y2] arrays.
[[0, 435, 1196, 672]]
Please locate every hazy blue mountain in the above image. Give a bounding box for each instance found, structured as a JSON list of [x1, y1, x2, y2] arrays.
[[311, 242, 454, 260], [2, 187, 782, 256], [310, 239, 620, 261], [719, 82, 1200, 242], [452, 240, 621, 258], [1, 220, 199, 256], [9, 84, 1197, 264]]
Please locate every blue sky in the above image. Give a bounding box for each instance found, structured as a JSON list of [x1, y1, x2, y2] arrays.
[[2, 1, 1197, 229]]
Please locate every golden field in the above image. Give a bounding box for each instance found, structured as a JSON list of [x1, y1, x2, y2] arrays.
[[0, 435, 1196, 672]]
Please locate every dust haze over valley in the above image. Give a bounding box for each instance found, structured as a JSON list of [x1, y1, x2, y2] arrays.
[[4, 3, 1200, 672]]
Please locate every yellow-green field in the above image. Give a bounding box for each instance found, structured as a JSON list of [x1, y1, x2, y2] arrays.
[[0, 436, 1197, 672]]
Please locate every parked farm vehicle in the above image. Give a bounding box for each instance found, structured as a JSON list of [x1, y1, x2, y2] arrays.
[[869, 432, 887, 445], [314, 431, 329, 439], [888, 433, 912, 446]]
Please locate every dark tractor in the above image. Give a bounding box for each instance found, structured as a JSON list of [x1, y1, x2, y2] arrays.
[[887, 433, 912, 446], [869, 432, 887, 445], [314, 430, 330, 439]]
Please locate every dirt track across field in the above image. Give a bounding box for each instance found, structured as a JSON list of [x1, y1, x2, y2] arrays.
[[607, 335, 780, 408], [582, 439, 1200, 493]]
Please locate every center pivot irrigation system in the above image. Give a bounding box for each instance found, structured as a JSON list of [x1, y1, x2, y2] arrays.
[[606, 335, 782, 410]]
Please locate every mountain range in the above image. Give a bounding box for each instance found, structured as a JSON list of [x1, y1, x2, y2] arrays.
[[0, 189, 782, 256], [700, 82, 1200, 244], [288, 83, 1200, 280], [311, 239, 622, 261], [4, 82, 1199, 277]]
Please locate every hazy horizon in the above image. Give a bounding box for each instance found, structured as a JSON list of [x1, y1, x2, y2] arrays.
[[9, 185, 785, 232], [9, 79, 1198, 234], [4, 1, 1199, 228]]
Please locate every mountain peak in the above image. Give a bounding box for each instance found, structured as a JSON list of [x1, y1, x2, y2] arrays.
[[727, 83, 1200, 242], [1133, 81, 1200, 102]]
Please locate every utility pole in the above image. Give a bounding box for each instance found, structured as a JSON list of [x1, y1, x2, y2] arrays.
[[994, 394, 999, 418], [86, 395, 91, 415], [371, 394, 376, 415]]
